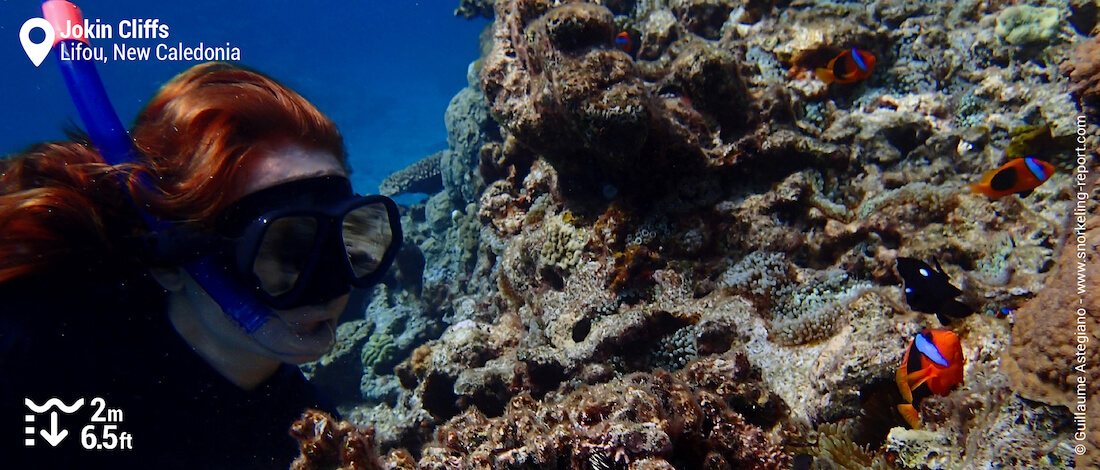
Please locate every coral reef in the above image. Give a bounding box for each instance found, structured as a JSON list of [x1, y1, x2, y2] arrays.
[[454, 0, 494, 20], [1062, 34, 1100, 118], [379, 151, 445, 197], [417, 364, 790, 469], [479, 0, 754, 196], [301, 320, 377, 405], [538, 213, 587, 272], [443, 80, 500, 204], [1003, 186, 1100, 465], [995, 6, 1062, 46], [313, 0, 1096, 467], [289, 409, 383, 470]]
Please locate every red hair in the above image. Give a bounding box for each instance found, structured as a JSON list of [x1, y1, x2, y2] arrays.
[[0, 62, 345, 283]]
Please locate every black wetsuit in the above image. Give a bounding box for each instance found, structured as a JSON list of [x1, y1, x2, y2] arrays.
[[0, 265, 334, 469]]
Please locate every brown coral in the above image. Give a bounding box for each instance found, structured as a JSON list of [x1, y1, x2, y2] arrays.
[[670, 0, 736, 39], [1002, 179, 1100, 464], [417, 366, 791, 469], [481, 0, 653, 190], [479, 0, 752, 197], [1062, 34, 1100, 118], [290, 409, 384, 470]]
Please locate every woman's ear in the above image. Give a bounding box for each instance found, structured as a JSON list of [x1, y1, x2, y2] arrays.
[[148, 266, 186, 292]]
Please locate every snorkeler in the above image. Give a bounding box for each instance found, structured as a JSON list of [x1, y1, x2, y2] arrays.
[[0, 62, 400, 469]]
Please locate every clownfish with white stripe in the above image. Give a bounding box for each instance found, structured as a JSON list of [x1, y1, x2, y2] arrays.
[[968, 157, 1055, 198], [815, 48, 876, 84], [896, 328, 965, 429]]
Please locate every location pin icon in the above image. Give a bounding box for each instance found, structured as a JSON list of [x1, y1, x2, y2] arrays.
[[20, 18, 55, 67]]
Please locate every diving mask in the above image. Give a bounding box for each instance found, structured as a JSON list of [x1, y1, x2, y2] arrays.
[[212, 175, 402, 310], [148, 175, 403, 311]]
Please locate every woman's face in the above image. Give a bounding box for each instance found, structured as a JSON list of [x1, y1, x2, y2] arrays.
[[186, 140, 351, 364]]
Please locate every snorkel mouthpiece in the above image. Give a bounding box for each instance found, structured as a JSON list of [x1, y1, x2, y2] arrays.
[[186, 258, 270, 333], [42, 0, 272, 334]]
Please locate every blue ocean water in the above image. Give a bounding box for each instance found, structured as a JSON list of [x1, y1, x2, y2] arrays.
[[0, 0, 488, 196]]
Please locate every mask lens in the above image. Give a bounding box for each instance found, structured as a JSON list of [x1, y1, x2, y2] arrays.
[[252, 216, 319, 296], [342, 203, 394, 279]]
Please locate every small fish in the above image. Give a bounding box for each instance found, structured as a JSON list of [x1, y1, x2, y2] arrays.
[[792, 453, 814, 470], [815, 48, 876, 84], [996, 306, 1016, 320], [968, 157, 1055, 198], [895, 257, 974, 325], [896, 328, 965, 429], [614, 31, 632, 53]]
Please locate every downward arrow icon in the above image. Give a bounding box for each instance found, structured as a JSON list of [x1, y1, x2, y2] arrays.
[[40, 412, 68, 447]]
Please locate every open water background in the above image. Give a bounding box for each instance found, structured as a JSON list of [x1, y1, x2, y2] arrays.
[[1, 0, 488, 196]]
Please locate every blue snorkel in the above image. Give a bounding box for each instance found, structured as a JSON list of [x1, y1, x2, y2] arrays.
[[42, 0, 271, 333]]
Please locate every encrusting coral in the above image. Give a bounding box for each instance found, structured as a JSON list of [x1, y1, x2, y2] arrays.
[[994, 5, 1062, 46], [300, 358, 791, 470], [417, 366, 790, 469], [1062, 34, 1100, 119], [1002, 182, 1100, 465], [479, 0, 754, 196]]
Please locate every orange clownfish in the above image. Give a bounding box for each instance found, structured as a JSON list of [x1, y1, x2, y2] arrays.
[[815, 48, 876, 84], [615, 31, 632, 53], [968, 157, 1055, 198], [896, 328, 965, 429]]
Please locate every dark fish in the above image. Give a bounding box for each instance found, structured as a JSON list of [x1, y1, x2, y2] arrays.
[[894, 257, 974, 325], [792, 453, 814, 470]]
